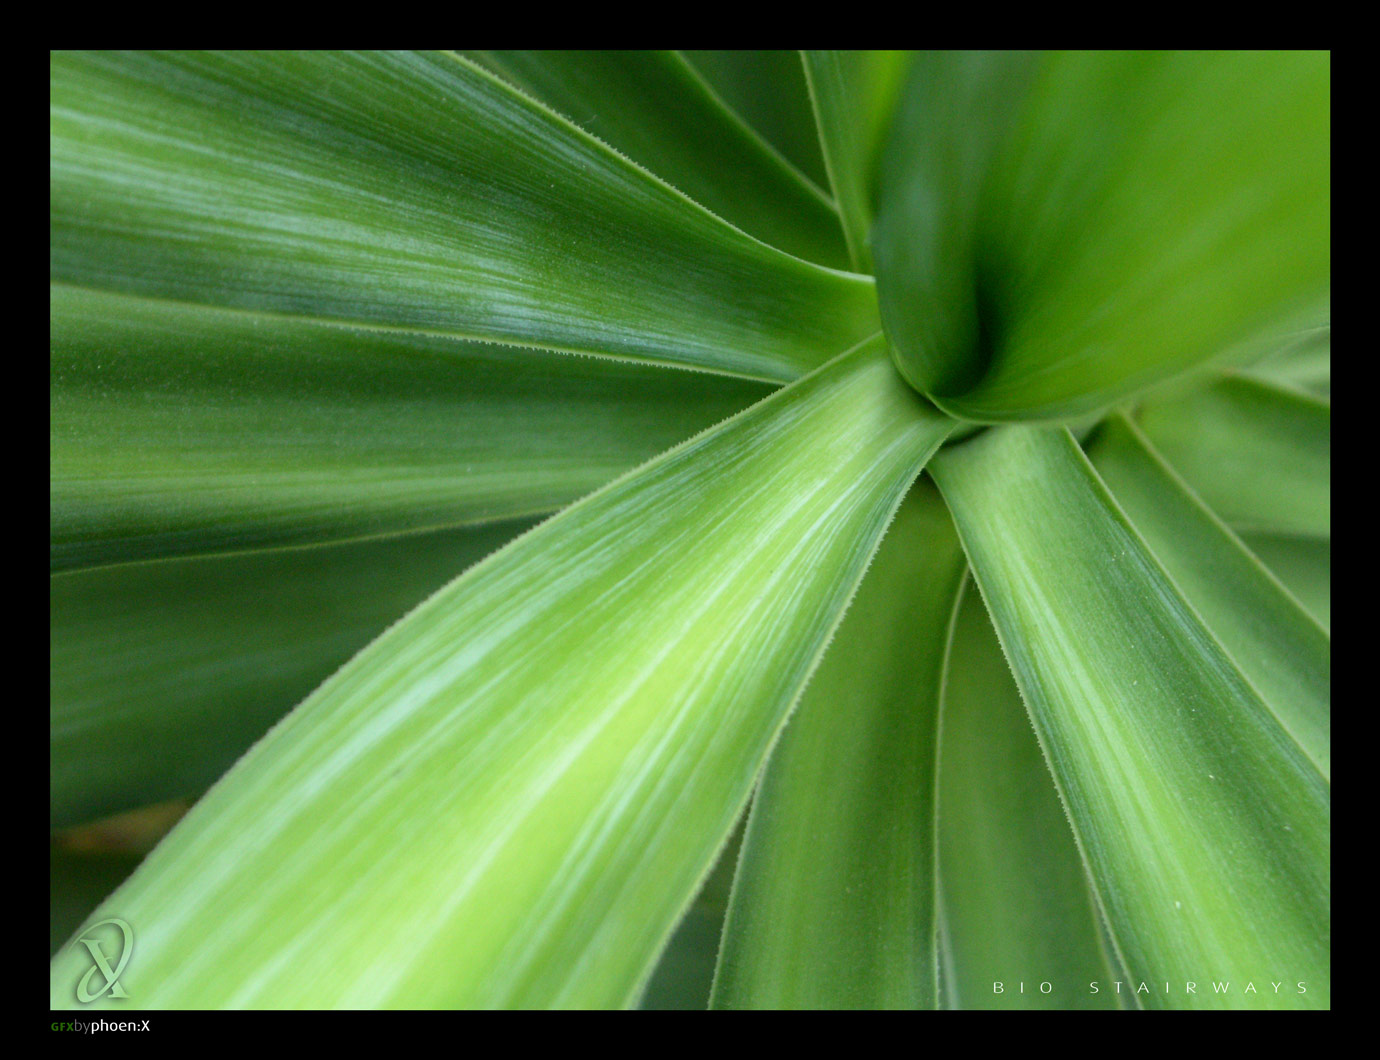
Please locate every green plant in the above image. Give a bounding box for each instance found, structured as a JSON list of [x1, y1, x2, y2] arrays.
[[49, 50, 1329, 1010]]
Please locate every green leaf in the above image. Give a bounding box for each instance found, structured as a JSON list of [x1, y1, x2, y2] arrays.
[[1136, 375, 1330, 539], [680, 51, 829, 191], [469, 51, 848, 270], [50, 337, 953, 1009], [1087, 415, 1330, 778], [801, 50, 912, 273], [1240, 326, 1330, 398], [50, 50, 878, 383], [873, 50, 1039, 397], [51, 846, 143, 957], [1242, 534, 1331, 634], [51, 519, 534, 827], [930, 426, 1329, 1009], [937, 582, 1121, 1010], [51, 284, 769, 572], [711, 481, 965, 1009], [875, 51, 1330, 421], [51, 803, 188, 955], [638, 817, 744, 1010]]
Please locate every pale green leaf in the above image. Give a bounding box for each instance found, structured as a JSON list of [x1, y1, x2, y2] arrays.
[[1136, 375, 1330, 539], [51, 519, 534, 827], [50, 337, 953, 1009], [801, 50, 912, 272], [930, 426, 1329, 1009], [51, 284, 768, 571], [680, 51, 829, 191], [1087, 415, 1330, 778], [937, 582, 1121, 1010], [711, 481, 964, 1009], [875, 51, 1330, 420], [469, 50, 848, 269], [50, 50, 877, 383]]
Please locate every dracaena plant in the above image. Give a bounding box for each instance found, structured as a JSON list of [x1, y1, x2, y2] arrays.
[[49, 50, 1329, 1010]]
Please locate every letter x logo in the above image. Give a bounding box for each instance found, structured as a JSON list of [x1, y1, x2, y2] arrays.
[[74, 919, 133, 1002]]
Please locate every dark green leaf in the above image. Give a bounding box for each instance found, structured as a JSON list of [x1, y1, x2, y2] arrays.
[[470, 51, 849, 269], [51, 284, 768, 571], [51, 51, 877, 383], [680, 51, 829, 190]]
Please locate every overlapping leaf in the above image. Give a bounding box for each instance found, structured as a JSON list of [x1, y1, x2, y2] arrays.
[[50, 846, 143, 958], [50, 804, 189, 955], [469, 51, 848, 269], [49, 48, 1331, 1013], [638, 819, 744, 1010], [1243, 534, 1331, 633], [873, 51, 1039, 398], [1136, 374, 1330, 539], [712, 482, 963, 1009], [51, 284, 768, 571], [51, 51, 877, 383], [801, 50, 912, 272], [1241, 325, 1331, 397], [936, 583, 1121, 1009], [52, 519, 535, 826], [51, 338, 953, 1008], [930, 427, 1329, 1008], [680, 51, 829, 190], [874, 51, 1330, 420], [1088, 416, 1330, 777]]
